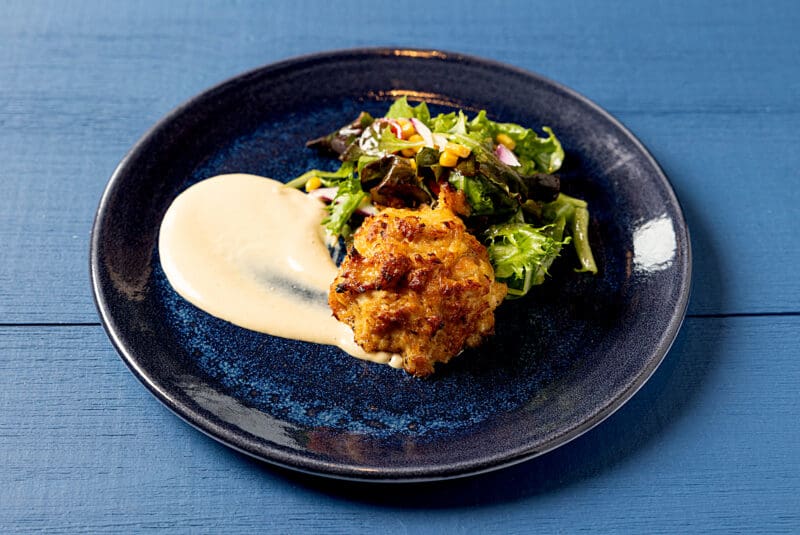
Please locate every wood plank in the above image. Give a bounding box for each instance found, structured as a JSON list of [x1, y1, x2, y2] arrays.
[[3, 1, 798, 533], [1, 318, 798, 532], [2, 0, 797, 113], [1, 1, 798, 321], [1, 106, 796, 320], [616, 111, 800, 316]]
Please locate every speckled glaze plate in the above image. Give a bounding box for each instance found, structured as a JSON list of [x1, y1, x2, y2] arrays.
[[90, 49, 691, 482]]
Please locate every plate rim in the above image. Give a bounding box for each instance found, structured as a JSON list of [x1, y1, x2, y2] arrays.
[[90, 46, 692, 482]]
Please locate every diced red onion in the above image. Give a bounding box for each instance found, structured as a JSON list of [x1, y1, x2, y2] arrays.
[[356, 203, 378, 216], [410, 118, 434, 147], [307, 186, 338, 202], [495, 143, 521, 167], [308, 186, 377, 217], [432, 133, 448, 150], [386, 119, 403, 138]]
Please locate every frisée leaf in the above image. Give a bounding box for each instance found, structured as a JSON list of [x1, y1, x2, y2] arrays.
[[323, 176, 367, 239], [484, 221, 569, 298]]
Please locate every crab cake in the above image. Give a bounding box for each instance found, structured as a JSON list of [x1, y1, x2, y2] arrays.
[[329, 202, 507, 377]]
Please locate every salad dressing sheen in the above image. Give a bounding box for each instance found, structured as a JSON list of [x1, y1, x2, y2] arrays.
[[158, 173, 402, 368]]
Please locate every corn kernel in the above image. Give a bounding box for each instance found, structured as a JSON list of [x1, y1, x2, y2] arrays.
[[495, 133, 516, 150], [439, 150, 459, 167], [398, 119, 416, 139], [400, 134, 425, 158], [305, 176, 322, 192], [445, 142, 471, 158], [410, 159, 417, 171]]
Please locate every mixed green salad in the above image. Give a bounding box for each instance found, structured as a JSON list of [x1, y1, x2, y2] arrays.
[[287, 97, 597, 298]]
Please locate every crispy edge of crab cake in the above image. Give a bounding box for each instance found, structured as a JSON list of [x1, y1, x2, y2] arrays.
[[329, 200, 507, 377]]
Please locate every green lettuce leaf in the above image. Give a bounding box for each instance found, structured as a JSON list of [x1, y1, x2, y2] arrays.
[[323, 176, 367, 238], [431, 111, 458, 133], [430, 107, 565, 174], [285, 161, 354, 189], [377, 127, 424, 154], [485, 221, 568, 298], [466, 110, 496, 143], [448, 170, 507, 215], [511, 125, 564, 174], [384, 96, 431, 124]]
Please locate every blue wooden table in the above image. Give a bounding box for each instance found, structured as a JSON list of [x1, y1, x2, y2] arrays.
[[2, 1, 798, 532]]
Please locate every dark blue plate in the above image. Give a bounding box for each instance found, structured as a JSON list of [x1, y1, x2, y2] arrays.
[[90, 49, 691, 482]]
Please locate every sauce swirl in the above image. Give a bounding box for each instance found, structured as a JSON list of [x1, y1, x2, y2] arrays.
[[158, 173, 401, 368]]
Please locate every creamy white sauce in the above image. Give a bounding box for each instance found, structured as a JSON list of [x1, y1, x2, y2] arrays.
[[158, 173, 402, 368]]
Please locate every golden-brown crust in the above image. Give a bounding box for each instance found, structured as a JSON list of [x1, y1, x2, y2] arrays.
[[329, 201, 507, 377], [438, 183, 471, 217]]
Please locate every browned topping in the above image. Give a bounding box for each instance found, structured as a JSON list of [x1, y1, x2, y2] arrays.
[[329, 201, 507, 377]]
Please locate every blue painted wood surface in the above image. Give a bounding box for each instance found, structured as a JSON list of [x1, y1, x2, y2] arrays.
[[1, 0, 798, 532]]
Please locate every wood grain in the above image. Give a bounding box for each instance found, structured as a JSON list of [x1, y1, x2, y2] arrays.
[[2, 1, 799, 532], [0, 1, 799, 322], [1, 318, 798, 532]]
